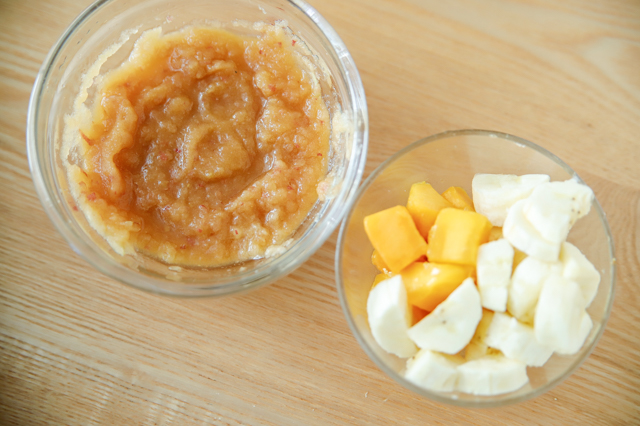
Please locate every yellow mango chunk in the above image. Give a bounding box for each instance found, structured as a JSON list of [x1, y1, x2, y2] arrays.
[[371, 273, 393, 289], [364, 206, 428, 273], [513, 248, 527, 269], [371, 250, 390, 273], [406, 182, 453, 238], [427, 208, 492, 266], [488, 226, 503, 242], [401, 261, 474, 311], [412, 305, 429, 325], [442, 186, 475, 211], [469, 267, 477, 281]]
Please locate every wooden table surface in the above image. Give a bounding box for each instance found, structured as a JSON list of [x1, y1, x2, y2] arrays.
[[1, 0, 639, 424]]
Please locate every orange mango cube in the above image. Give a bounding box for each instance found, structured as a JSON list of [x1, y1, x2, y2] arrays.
[[412, 305, 429, 325], [401, 261, 474, 311], [371, 250, 390, 273], [371, 272, 393, 289], [513, 248, 527, 269], [427, 208, 492, 266], [442, 186, 475, 211], [488, 226, 503, 242], [406, 182, 453, 238], [364, 206, 428, 273]]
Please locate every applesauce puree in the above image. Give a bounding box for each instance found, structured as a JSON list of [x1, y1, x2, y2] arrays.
[[68, 24, 330, 266]]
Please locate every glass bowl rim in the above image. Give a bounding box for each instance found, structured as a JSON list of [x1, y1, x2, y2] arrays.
[[26, 0, 369, 297], [335, 129, 616, 408]]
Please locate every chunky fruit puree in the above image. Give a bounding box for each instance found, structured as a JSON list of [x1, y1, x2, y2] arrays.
[[63, 24, 330, 266]]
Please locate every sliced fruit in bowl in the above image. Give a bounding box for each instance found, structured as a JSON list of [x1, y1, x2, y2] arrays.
[[336, 130, 615, 407]]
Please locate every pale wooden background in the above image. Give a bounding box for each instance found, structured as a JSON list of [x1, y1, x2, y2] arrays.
[[1, 0, 639, 424]]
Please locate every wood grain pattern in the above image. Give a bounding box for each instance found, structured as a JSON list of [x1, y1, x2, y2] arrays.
[[1, 0, 639, 424]]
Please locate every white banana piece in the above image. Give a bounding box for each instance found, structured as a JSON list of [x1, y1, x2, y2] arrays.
[[456, 354, 529, 396], [522, 180, 594, 247], [534, 273, 586, 353], [485, 312, 553, 367], [541, 178, 593, 220], [404, 350, 464, 392], [464, 309, 497, 361], [476, 239, 514, 312], [507, 256, 563, 324], [407, 278, 482, 354], [367, 275, 418, 358], [560, 242, 600, 308], [503, 200, 560, 262], [472, 174, 550, 227], [557, 312, 593, 355]]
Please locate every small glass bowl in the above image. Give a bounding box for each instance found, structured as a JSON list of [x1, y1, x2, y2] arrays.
[[27, 0, 368, 296], [336, 129, 615, 407]]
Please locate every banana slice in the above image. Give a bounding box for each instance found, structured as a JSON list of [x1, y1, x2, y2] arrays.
[[407, 278, 482, 354], [557, 312, 593, 355], [503, 200, 560, 262], [560, 242, 600, 308], [507, 256, 562, 324], [477, 239, 514, 312], [534, 274, 586, 353], [464, 309, 497, 361], [404, 350, 464, 392], [522, 180, 594, 247], [472, 174, 550, 227], [485, 312, 553, 367], [456, 354, 529, 395], [367, 275, 418, 358]]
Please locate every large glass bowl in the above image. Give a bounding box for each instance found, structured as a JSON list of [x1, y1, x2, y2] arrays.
[[27, 0, 368, 296], [336, 129, 615, 407]]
